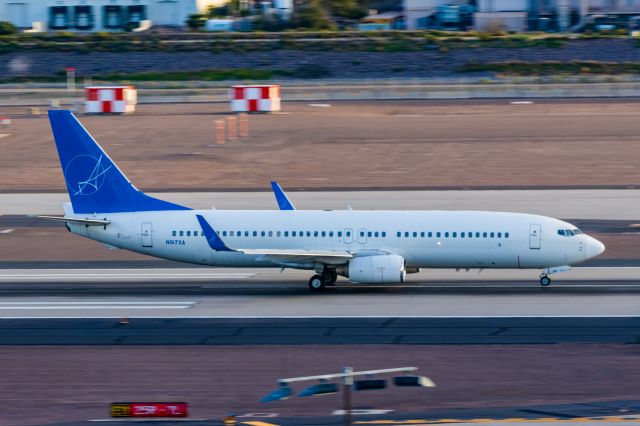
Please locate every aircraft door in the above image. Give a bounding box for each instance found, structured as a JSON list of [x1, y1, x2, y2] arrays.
[[357, 228, 367, 244], [529, 224, 541, 249], [141, 222, 153, 247], [344, 228, 353, 244]]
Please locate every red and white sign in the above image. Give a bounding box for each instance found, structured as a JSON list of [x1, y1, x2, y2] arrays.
[[85, 86, 137, 114], [230, 85, 280, 113], [111, 402, 188, 418]]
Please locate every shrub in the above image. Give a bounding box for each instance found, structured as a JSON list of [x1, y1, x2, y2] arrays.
[[0, 21, 17, 36], [186, 13, 206, 30]]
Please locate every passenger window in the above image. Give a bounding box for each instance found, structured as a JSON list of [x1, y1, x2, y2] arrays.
[[428, 232, 432, 237], [307, 231, 311, 237], [314, 231, 318, 237], [505, 232, 510, 238], [476, 232, 480, 238], [490, 232, 494, 238], [374, 232, 379, 237], [222, 231, 227, 237], [237, 230, 241, 236], [483, 232, 487, 238], [436, 232, 441, 238], [244, 231, 249, 237], [497, 232, 502, 238], [405, 232, 409, 237], [253, 231, 257, 237], [179, 231, 184, 236], [382, 232, 386, 237], [461, 232, 465, 238], [452, 232, 457, 238], [367, 231, 372, 237], [186, 231, 191, 236], [346, 231, 351, 237], [468, 232, 472, 238], [292, 231, 297, 237], [397, 232, 401, 237], [261, 231, 265, 237], [172, 231, 176, 236], [445, 232, 449, 238], [269, 231, 273, 237], [338, 231, 343, 237], [329, 231, 334, 237], [230, 231, 235, 236], [284, 231, 289, 237], [322, 231, 326, 237], [277, 231, 281, 237]]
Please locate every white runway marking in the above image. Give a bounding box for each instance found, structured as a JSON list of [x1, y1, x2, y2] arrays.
[[308, 103, 331, 107], [510, 101, 534, 104], [0, 301, 195, 310], [0, 134, 9, 139], [0, 228, 14, 234]]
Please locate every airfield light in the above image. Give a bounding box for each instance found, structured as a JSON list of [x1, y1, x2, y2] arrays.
[[393, 375, 436, 388], [259, 383, 292, 403], [298, 382, 340, 397], [353, 378, 387, 391]]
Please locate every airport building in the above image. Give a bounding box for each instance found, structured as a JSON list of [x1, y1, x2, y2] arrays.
[[0, 0, 223, 31], [404, 0, 640, 31]]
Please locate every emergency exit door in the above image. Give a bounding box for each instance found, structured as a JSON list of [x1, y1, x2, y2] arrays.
[[141, 222, 153, 247], [529, 224, 541, 249]]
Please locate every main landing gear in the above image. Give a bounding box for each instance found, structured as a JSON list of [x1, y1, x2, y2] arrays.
[[308, 268, 338, 291]]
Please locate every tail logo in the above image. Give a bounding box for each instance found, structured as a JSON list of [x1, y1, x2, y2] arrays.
[[63, 154, 112, 196]]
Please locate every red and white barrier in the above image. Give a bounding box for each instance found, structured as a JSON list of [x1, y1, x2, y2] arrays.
[[85, 86, 137, 114], [230, 85, 280, 113]]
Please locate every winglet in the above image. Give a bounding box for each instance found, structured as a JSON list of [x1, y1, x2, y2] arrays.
[[196, 214, 235, 252], [271, 181, 296, 211]]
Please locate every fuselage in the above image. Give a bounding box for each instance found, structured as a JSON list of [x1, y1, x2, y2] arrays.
[[67, 209, 605, 270]]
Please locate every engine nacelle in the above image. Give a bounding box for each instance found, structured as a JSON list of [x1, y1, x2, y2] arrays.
[[347, 254, 406, 284]]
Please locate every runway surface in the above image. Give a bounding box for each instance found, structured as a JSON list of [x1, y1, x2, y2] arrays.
[[3, 189, 640, 219], [0, 267, 639, 320]]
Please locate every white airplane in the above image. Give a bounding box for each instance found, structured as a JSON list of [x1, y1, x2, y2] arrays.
[[41, 110, 605, 291]]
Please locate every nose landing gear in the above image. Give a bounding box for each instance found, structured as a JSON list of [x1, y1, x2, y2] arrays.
[[539, 275, 551, 287]]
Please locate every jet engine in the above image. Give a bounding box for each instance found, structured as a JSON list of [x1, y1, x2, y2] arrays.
[[346, 254, 406, 284]]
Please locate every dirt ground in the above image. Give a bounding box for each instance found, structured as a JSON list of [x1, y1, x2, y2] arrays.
[[1, 99, 640, 192], [0, 344, 638, 425]]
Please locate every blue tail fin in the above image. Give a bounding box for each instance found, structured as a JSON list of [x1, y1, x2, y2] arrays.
[[48, 110, 190, 214]]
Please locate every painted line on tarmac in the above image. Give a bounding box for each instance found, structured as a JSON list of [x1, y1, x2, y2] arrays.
[[355, 415, 640, 424], [0, 301, 196, 310], [89, 419, 207, 422], [1, 315, 640, 320]]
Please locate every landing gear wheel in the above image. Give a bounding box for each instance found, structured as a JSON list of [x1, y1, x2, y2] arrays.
[[321, 270, 338, 286], [540, 275, 551, 287], [309, 275, 326, 291]]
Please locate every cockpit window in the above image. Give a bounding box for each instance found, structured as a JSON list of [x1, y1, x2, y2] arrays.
[[558, 228, 582, 237]]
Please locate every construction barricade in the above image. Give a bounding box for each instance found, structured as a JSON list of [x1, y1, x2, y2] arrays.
[[230, 85, 280, 113], [85, 86, 137, 114]]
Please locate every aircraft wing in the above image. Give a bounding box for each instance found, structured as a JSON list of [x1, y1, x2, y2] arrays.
[[240, 248, 353, 264], [196, 214, 352, 264]]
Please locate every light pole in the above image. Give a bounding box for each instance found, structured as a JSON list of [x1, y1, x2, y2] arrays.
[[260, 366, 435, 426]]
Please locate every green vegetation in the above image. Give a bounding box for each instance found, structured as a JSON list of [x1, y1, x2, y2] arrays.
[[461, 61, 640, 76], [186, 13, 207, 30], [0, 30, 631, 54], [99, 68, 277, 81], [0, 21, 17, 36]]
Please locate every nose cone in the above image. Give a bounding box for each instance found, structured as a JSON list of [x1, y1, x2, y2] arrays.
[[587, 236, 605, 259]]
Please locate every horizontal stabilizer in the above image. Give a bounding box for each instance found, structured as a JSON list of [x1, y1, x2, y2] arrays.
[[38, 215, 111, 226]]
